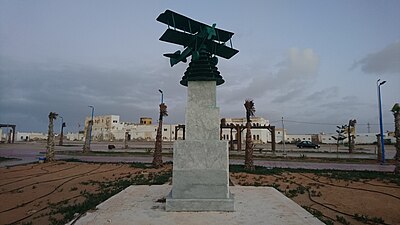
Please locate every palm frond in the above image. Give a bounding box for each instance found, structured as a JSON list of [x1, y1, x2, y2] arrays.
[[160, 103, 168, 117], [49, 112, 58, 119], [244, 99, 255, 117], [392, 103, 400, 114]]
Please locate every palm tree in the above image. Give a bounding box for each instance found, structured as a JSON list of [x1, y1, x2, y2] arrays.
[[124, 131, 129, 149], [391, 103, 400, 174], [82, 120, 92, 153], [244, 99, 255, 171], [348, 119, 357, 153], [152, 103, 168, 168], [46, 112, 58, 162]]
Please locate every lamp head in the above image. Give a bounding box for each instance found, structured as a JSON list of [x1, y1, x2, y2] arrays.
[[379, 80, 386, 86], [158, 89, 163, 94]]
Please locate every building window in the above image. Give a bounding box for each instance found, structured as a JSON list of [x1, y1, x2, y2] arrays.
[[113, 120, 118, 123], [303, 138, 305, 140], [257, 135, 260, 140], [164, 128, 167, 131]]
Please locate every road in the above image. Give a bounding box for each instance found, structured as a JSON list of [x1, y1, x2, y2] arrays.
[[0, 141, 396, 172]]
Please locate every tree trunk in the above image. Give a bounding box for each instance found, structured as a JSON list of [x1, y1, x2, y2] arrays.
[[394, 112, 400, 174], [46, 117, 55, 162], [82, 120, 92, 153], [377, 134, 382, 162], [244, 121, 254, 171], [152, 118, 163, 168], [124, 131, 129, 149]]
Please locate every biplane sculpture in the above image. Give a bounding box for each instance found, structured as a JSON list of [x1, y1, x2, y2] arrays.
[[158, 10, 238, 212], [157, 10, 239, 86]]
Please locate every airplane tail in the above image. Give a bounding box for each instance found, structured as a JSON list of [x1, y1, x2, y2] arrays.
[[163, 50, 184, 67]]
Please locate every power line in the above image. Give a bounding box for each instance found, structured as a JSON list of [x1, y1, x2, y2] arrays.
[[269, 119, 394, 126]]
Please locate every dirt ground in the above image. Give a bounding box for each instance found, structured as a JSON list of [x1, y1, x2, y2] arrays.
[[1, 162, 399, 225]]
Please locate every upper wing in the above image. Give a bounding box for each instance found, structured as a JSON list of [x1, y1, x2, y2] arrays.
[[159, 29, 193, 47], [160, 29, 239, 59], [157, 9, 234, 42]]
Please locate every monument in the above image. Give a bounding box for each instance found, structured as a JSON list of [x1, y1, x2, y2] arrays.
[[157, 9, 239, 211]]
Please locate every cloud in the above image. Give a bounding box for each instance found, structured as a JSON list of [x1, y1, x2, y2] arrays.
[[218, 47, 320, 105], [0, 57, 186, 132], [275, 48, 320, 80], [352, 41, 400, 75]]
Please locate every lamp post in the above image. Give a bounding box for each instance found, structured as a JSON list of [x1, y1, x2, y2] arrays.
[[159, 89, 164, 104], [88, 105, 95, 146], [59, 116, 64, 146], [377, 79, 386, 163]]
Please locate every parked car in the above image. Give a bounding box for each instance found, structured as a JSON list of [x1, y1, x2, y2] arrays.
[[296, 141, 320, 149]]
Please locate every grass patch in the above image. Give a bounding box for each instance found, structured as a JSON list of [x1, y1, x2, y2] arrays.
[[353, 213, 385, 224], [129, 162, 150, 169], [0, 156, 20, 162], [62, 158, 83, 162], [48, 171, 171, 225], [302, 206, 334, 225], [229, 164, 400, 185]]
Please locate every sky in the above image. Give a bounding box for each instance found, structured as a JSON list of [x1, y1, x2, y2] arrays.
[[0, 0, 399, 135]]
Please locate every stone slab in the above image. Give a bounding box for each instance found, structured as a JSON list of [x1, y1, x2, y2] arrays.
[[185, 81, 220, 141], [171, 140, 230, 202], [171, 170, 229, 199], [72, 185, 324, 225], [166, 191, 234, 212], [173, 140, 229, 170]]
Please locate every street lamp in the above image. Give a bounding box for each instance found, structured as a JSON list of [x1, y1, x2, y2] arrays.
[[88, 105, 95, 146], [59, 116, 64, 146], [159, 89, 163, 104], [377, 79, 386, 163]]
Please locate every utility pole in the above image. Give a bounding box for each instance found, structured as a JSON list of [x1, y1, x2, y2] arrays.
[[367, 122, 370, 133], [282, 117, 286, 156], [59, 116, 65, 146], [377, 79, 386, 164]]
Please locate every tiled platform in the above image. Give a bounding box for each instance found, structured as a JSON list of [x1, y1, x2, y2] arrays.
[[72, 185, 324, 225]]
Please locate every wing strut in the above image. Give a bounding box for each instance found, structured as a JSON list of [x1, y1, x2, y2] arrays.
[[188, 20, 192, 33], [172, 13, 176, 30], [216, 29, 220, 44]]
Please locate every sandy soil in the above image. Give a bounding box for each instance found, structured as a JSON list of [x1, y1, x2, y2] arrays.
[[1, 161, 399, 225], [230, 172, 400, 225]]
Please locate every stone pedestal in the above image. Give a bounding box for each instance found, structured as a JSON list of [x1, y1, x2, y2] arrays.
[[166, 81, 234, 211]]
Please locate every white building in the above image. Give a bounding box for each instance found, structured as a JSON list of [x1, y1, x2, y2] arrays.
[[285, 134, 312, 143], [220, 117, 271, 144], [66, 132, 84, 141], [318, 132, 396, 144], [14, 132, 47, 142], [84, 115, 125, 141]]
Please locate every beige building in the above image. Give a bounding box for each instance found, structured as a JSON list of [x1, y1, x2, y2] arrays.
[[83, 115, 183, 141], [139, 117, 152, 125], [84, 115, 125, 141]]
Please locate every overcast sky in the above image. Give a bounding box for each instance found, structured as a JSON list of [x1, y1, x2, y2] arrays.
[[0, 0, 399, 134]]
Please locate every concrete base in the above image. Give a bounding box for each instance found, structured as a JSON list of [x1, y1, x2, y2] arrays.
[[72, 185, 324, 225], [166, 191, 234, 212]]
